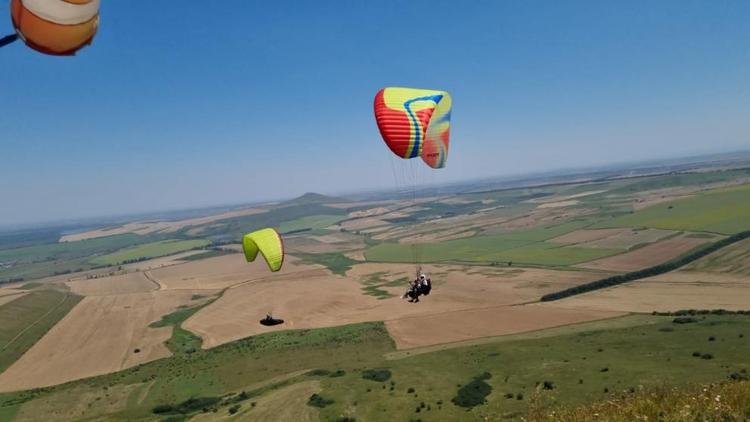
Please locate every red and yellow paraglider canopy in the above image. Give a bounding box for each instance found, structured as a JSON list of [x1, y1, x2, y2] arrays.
[[7, 0, 99, 55], [374, 87, 452, 169]]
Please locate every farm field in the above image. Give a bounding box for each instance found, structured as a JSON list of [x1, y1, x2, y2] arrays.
[[577, 234, 719, 272], [89, 239, 211, 266], [147, 254, 321, 291], [0, 289, 82, 374], [366, 231, 623, 267], [595, 183, 750, 234], [1, 314, 749, 421], [278, 214, 344, 234], [684, 238, 750, 276], [0, 167, 749, 420], [0, 287, 215, 392]]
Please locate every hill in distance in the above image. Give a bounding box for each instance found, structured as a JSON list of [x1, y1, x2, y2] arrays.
[[279, 192, 348, 206]]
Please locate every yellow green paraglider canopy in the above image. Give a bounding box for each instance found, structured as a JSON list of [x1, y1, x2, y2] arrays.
[[242, 228, 284, 272]]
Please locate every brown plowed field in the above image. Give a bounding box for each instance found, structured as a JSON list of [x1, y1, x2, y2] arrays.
[[577, 235, 716, 272]]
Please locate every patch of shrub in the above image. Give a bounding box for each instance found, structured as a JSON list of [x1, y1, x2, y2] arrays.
[[228, 404, 240, 415], [701, 353, 714, 360], [729, 371, 749, 381], [329, 369, 345, 377], [659, 327, 674, 332], [336, 418, 356, 422], [407, 387, 415, 393], [600, 368, 609, 373], [708, 336, 716, 342], [152, 404, 175, 414], [543, 381, 555, 390], [152, 396, 223, 415], [307, 369, 331, 377], [452, 373, 492, 409], [516, 393, 524, 400], [307, 393, 334, 408], [692, 351, 702, 357], [674, 317, 699, 324], [133, 348, 141, 353], [177, 397, 221, 413], [362, 369, 391, 382], [504, 392, 514, 399]]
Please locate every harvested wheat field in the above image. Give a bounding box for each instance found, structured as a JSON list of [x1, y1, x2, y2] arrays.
[[146, 254, 320, 291], [551, 270, 750, 314], [0, 288, 214, 392], [577, 235, 717, 272], [185, 263, 603, 349], [385, 304, 623, 349], [66, 272, 157, 296]]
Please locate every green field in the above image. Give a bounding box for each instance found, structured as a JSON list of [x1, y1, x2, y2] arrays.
[[294, 252, 359, 275], [0, 234, 157, 282], [190, 203, 347, 242], [279, 214, 344, 234], [89, 239, 210, 266], [595, 184, 750, 234], [366, 221, 621, 266], [2, 314, 749, 420], [0, 289, 82, 373], [0, 234, 150, 264]]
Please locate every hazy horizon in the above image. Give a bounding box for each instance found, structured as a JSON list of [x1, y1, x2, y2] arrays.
[[2, 148, 748, 230], [2, 1, 749, 226]]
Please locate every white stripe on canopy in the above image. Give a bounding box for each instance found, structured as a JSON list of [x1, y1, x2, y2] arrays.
[[21, 0, 99, 25]]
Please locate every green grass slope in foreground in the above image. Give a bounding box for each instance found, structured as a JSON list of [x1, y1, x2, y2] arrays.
[[3, 314, 750, 420], [89, 239, 210, 266], [596, 183, 750, 234], [526, 380, 750, 421], [0, 289, 82, 373]]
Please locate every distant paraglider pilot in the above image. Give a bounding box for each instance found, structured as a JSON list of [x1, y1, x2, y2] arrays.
[[259, 313, 284, 326]]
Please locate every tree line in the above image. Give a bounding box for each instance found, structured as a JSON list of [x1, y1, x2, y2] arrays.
[[541, 230, 750, 302]]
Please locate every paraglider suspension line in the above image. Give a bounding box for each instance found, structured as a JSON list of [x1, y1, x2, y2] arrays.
[[0, 34, 18, 49]]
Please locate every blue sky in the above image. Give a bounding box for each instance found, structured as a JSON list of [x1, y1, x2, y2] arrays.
[[1, 0, 749, 225]]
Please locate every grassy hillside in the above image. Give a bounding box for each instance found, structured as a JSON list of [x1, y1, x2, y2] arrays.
[[0, 289, 82, 373], [528, 380, 750, 421], [2, 314, 749, 420]]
